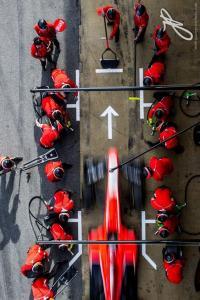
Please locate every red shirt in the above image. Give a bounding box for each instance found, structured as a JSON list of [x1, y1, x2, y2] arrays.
[[164, 259, 184, 284], [163, 215, 179, 234], [31, 37, 52, 59], [44, 160, 64, 182], [32, 277, 54, 300], [102, 5, 120, 39], [41, 96, 64, 119], [159, 126, 178, 149], [21, 244, 48, 275], [151, 187, 175, 211], [148, 95, 173, 122], [53, 190, 74, 213], [40, 123, 63, 149], [134, 3, 149, 28], [51, 69, 78, 99], [153, 25, 171, 55], [144, 62, 165, 85], [50, 223, 72, 240], [149, 156, 173, 181], [34, 22, 56, 40]]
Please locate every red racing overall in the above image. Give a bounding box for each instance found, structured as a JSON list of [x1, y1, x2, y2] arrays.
[[159, 125, 178, 150], [44, 161, 65, 182], [52, 190, 74, 214], [51, 69, 78, 100], [151, 186, 176, 211], [21, 244, 49, 277], [163, 259, 184, 284], [31, 37, 53, 59], [50, 223, 73, 252], [144, 62, 165, 85], [32, 277, 54, 300], [133, 3, 149, 42], [134, 3, 149, 29], [157, 215, 179, 236], [41, 96, 65, 119], [153, 25, 171, 56], [34, 22, 56, 40], [148, 95, 173, 125], [146, 156, 174, 181], [39, 123, 63, 149], [97, 5, 120, 40]]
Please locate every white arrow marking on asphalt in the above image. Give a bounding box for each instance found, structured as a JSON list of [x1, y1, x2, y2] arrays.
[[100, 106, 119, 139]]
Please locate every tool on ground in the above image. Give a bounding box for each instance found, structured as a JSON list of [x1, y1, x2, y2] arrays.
[[20, 148, 58, 171], [100, 16, 119, 69]]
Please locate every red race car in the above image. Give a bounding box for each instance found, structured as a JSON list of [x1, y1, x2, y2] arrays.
[[88, 148, 138, 300]]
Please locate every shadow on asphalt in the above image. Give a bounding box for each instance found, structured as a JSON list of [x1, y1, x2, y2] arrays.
[[0, 172, 20, 250]]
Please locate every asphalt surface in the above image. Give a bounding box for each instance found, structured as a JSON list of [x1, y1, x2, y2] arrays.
[[0, 1, 80, 299], [80, 0, 200, 299]]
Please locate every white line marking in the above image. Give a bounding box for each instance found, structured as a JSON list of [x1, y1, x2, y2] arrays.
[[100, 37, 106, 40], [139, 68, 152, 119], [96, 68, 123, 74], [66, 69, 80, 121], [68, 211, 82, 267], [100, 106, 119, 139], [141, 211, 157, 270]]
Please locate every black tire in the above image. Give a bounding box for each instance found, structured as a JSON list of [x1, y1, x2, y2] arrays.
[[82, 182, 96, 210], [120, 265, 137, 300], [90, 265, 105, 300], [131, 161, 144, 210], [128, 183, 134, 210], [180, 89, 200, 118]]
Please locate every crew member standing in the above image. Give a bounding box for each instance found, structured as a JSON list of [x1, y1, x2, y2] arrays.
[[133, 3, 149, 43], [41, 95, 72, 129], [163, 247, 184, 284], [34, 19, 60, 50], [35, 119, 64, 149], [147, 93, 173, 132], [21, 244, 49, 278], [144, 156, 174, 181], [30, 37, 55, 70], [0, 155, 22, 175], [45, 189, 75, 223], [31, 277, 54, 300], [155, 214, 180, 238], [153, 25, 171, 57], [97, 5, 120, 42], [51, 69, 78, 101], [159, 122, 184, 153], [143, 61, 165, 86], [44, 160, 65, 182], [150, 186, 176, 212]]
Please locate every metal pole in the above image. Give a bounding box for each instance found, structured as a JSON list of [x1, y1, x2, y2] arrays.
[[30, 83, 200, 93], [110, 120, 200, 172], [37, 239, 200, 246]]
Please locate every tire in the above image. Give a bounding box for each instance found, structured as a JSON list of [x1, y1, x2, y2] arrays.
[[90, 265, 105, 300], [130, 161, 144, 210], [180, 90, 200, 118], [120, 265, 137, 300], [82, 182, 96, 210]]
